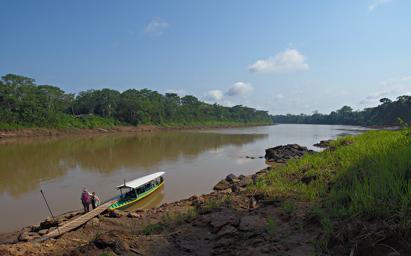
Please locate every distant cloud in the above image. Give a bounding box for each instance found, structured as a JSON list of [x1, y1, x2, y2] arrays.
[[144, 17, 169, 36], [205, 90, 224, 102], [226, 82, 253, 96], [248, 49, 309, 73], [166, 89, 185, 96], [203, 82, 253, 104], [220, 100, 234, 107], [368, 0, 392, 12], [361, 76, 411, 105]]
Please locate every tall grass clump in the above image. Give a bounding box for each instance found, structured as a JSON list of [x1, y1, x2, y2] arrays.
[[254, 129, 411, 232], [249, 135, 357, 200], [328, 130, 411, 225]]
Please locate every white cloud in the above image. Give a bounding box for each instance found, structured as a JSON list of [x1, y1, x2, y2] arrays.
[[220, 100, 234, 107], [203, 82, 253, 105], [144, 17, 169, 36], [275, 94, 284, 100], [226, 82, 253, 96], [368, 0, 392, 11], [171, 86, 250, 106], [248, 49, 309, 73], [205, 90, 224, 102], [361, 76, 411, 105], [166, 89, 185, 96], [248, 60, 273, 73]]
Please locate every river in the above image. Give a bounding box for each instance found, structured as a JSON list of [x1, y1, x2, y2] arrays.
[[0, 124, 367, 233]]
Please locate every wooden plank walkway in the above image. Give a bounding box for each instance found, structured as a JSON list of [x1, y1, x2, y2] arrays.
[[36, 200, 116, 242]]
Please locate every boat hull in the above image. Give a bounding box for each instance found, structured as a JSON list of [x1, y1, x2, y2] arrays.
[[109, 181, 164, 210]]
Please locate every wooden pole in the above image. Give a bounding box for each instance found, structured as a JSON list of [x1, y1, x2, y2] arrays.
[[40, 189, 60, 235]]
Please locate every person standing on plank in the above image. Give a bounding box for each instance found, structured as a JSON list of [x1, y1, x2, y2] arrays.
[[81, 188, 91, 213], [91, 192, 100, 209]]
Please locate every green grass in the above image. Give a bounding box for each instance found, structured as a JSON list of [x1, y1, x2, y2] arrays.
[[249, 128, 411, 245], [266, 216, 277, 236], [280, 200, 297, 216], [142, 222, 167, 235], [0, 113, 119, 130], [197, 194, 233, 214], [0, 122, 25, 130], [141, 209, 199, 235], [329, 130, 411, 224], [99, 252, 114, 256], [140, 195, 234, 235]]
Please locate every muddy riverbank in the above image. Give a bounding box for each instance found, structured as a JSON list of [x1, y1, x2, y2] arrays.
[[0, 124, 272, 141]]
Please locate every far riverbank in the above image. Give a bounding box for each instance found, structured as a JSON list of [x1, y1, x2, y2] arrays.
[[0, 123, 273, 141]]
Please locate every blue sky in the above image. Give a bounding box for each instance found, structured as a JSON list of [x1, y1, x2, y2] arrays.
[[1, 0, 411, 114]]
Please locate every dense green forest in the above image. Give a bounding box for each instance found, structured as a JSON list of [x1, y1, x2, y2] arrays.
[[0, 74, 272, 129], [272, 96, 411, 126]]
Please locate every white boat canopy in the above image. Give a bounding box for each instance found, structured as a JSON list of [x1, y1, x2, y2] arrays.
[[116, 172, 165, 189]]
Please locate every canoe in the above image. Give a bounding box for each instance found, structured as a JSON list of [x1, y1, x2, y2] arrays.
[[109, 172, 165, 210]]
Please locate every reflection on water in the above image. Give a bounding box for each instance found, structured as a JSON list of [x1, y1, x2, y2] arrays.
[[0, 131, 266, 232], [0, 124, 364, 232], [0, 132, 265, 197], [124, 185, 165, 212]]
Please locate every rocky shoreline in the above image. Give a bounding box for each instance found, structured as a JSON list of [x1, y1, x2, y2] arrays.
[[264, 144, 315, 164], [0, 141, 330, 256]]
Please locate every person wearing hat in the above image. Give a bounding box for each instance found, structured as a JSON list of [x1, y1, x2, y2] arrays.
[[81, 188, 91, 213]]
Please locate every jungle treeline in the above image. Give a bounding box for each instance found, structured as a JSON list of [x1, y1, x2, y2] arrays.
[[0, 74, 272, 129], [272, 96, 411, 126]]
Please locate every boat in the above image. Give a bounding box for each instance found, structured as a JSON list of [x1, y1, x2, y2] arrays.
[[108, 172, 165, 210]]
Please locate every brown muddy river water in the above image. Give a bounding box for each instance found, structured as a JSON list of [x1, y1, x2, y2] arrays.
[[0, 124, 367, 233]]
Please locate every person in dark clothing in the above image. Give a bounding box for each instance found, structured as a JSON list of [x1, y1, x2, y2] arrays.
[[91, 192, 100, 209], [81, 188, 91, 213]]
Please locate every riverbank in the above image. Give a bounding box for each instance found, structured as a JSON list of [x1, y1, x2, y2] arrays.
[[0, 123, 272, 141], [1, 129, 410, 255]]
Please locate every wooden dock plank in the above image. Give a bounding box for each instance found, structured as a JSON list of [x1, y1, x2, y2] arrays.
[[37, 200, 116, 241]]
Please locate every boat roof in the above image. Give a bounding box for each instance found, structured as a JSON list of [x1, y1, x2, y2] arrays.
[[116, 172, 165, 189]]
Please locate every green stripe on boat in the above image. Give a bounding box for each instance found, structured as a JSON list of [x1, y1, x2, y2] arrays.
[[109, 172, 165, 210]]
